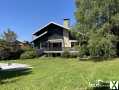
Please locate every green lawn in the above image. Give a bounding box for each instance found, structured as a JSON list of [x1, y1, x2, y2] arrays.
[[0, 57, 119, 90]]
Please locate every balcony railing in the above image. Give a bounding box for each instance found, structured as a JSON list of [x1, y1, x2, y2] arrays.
[[36, 47, 78, 55], [44, 47, 63, 51], [40, 47, 78, 51]]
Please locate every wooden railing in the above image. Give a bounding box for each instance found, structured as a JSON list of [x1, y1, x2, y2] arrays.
[[44, 47, 62, 51], [41, 47, 77, 51], [36, 47, 78, 55]]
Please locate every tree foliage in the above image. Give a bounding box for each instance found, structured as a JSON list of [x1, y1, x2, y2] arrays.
[[88, 29, 116, 57], [75, 0, 119, 58], [0, 29, 23, 60], [2, 28, 17, 42]]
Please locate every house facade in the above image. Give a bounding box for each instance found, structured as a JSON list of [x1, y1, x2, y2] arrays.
[[32, 19, 79, 55]]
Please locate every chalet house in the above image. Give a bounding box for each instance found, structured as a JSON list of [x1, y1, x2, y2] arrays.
[[32, 19, 79, 56]]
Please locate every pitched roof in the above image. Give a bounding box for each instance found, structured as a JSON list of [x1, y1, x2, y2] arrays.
[[32, 31, 48, 41], [32, 22, 70, 35]]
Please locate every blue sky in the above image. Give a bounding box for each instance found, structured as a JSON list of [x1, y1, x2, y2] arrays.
[[0, 0, 76, 41]]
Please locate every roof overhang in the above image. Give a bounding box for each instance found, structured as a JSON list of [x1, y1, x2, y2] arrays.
[[31, 31, 48, 42], [32, 22, 70, 35]]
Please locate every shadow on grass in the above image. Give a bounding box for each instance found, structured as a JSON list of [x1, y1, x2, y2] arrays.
[[0, 69, 32, 84]]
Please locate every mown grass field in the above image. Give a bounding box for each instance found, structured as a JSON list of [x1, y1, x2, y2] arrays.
[[0, 57, 119, 90]]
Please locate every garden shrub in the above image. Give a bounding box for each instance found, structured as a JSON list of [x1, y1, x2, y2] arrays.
[[69, 53, 78, 58], [87, 29, 116, 58], [61, 50, 70, 58], [36, 48, 44, 56], [0, 48, 11, 60], [9, 49, 23, 59], [78, 45, 90, 58], [20, 50, 37, 59], [62, 48, 78, 58], [0, 41, 24, 60]]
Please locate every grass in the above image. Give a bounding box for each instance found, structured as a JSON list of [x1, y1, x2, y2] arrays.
[[0, 57, 119, 90]]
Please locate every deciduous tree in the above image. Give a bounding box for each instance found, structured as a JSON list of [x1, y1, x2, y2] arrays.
[[75, 0, 119, 58]]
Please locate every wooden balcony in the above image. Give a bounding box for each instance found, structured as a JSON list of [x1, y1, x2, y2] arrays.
[[43, 47, 78, 54]]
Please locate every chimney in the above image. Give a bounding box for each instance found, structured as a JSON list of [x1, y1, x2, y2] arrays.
[[63, 18, 70, 28]]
